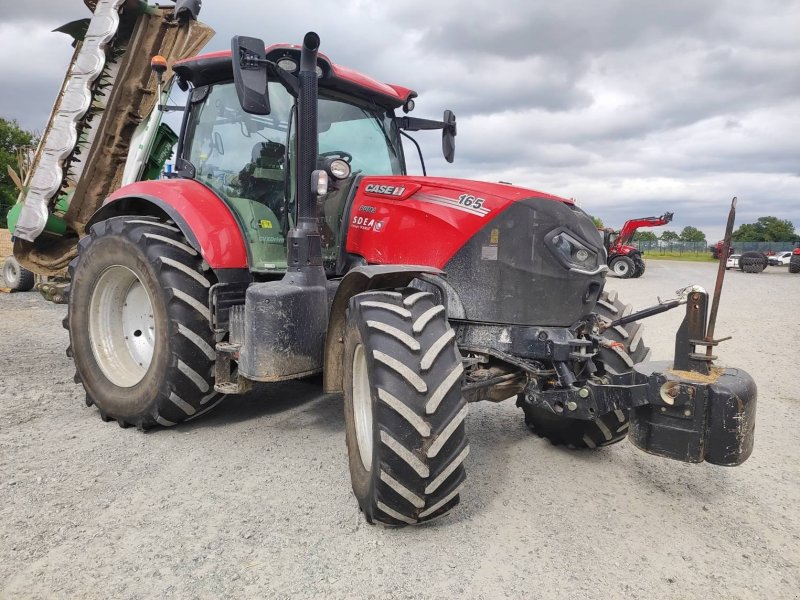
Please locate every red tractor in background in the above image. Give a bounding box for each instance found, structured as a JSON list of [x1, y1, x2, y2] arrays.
[[711, 240, 736, 259], [790, 242, 800, 273], [602, 212, 673, 278]]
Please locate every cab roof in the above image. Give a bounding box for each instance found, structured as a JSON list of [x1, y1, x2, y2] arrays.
[[173, 44, 417, 110]]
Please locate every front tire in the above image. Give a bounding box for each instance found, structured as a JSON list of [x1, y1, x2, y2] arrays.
[[789, 255, 800, 273], [520, 289, 650, 448], [3, 256, 35, 291], [343, 289, 468, 525], [65, 216, 223, 429], [610, 256, 635, 278]]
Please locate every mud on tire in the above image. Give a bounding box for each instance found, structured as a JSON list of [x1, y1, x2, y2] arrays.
[[343, 289, 468, 525], [520, 288, 650, 448], [65, 216, 223, 429]]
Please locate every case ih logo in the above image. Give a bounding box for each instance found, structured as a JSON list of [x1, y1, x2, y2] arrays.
[[365, 183, 406, 196]]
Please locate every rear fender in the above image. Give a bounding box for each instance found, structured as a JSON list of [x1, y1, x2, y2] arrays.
[[87, 179, 248, 270], [323, 265, 444, 393]]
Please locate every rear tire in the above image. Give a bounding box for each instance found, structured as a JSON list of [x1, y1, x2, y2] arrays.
[[610, 256, 635, 278], [520, 288, 649, 448], [65, 216, 224, 429], [789, 255, 800, 273], [740, 251, 767, 273], [3, 256, 35, 291], [343, 289, 468, 525]]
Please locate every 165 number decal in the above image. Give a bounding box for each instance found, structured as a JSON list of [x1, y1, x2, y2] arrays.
[[458, 193, 485, 209]]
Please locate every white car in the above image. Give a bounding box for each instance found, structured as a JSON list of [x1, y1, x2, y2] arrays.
[[726, 254, 740, 269], [768, 251, 793, 266]]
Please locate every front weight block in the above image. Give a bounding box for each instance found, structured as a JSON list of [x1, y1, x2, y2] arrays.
[[629, 361, 756, 466]]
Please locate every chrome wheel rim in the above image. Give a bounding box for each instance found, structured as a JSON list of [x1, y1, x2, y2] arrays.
[[3, 259, 19, 286], [352, 343, 374, 472], [614, 261, 629, 276], [88, 266, 156, 388]]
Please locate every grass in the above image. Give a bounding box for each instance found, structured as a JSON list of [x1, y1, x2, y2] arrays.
[[642, 252, 716, 262]]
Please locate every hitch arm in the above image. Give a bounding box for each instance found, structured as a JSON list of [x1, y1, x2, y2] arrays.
[[606, 298, 682, 329], [601, 284, 707, 331]]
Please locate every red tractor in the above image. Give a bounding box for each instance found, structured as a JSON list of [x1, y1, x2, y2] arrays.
[[790, 242, 800, 273], [711, 240, 735, 260], [603, 213, 673, 278], [23, 28, 755, 526]]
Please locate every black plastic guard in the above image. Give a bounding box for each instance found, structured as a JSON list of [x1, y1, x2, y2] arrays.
[[443, 198, 605, 326], [239, 270, 328, 381], [630, 361, 756, 466]]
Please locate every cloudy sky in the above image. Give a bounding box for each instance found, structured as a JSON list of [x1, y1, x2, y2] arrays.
[[1, 0, 798, 240]]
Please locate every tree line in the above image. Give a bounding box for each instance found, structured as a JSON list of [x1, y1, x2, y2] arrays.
[[593, 214, 797, 243]]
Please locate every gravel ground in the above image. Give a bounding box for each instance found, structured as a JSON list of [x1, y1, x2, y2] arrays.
[[1, 261, 798, 599]]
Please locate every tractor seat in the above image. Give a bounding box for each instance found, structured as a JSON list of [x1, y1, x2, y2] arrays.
[[236, 141, 286, 217], [250, 141, 285, 180]]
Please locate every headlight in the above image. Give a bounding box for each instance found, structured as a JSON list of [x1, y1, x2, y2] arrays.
[[328, 159, 351, 180], [277, 58, 297, 72], [546, 230, 602, 273]]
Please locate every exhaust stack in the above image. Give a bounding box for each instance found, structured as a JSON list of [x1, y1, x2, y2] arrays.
[[237, 33, 329, 384], [295, 32, 321, 233]]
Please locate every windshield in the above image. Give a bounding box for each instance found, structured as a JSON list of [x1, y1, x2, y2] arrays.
[[186, 82, 293, 217], [317, 97, 403, 175], [184, 82, 403, 272]]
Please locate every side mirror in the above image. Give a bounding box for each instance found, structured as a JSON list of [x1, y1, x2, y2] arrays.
[[174, 0, 202, 24], [231, 35, 271, 115], [442, 109, 457, 163]]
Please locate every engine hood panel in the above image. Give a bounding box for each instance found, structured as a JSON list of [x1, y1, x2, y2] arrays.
[[346, 176, 574, 269], [344, 176, 604, 326]]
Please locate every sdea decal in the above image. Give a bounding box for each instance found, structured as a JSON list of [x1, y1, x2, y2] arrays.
[[352, 215, 386, 232]]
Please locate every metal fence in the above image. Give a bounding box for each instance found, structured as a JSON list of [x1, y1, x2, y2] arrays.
[[634, 240, 798, 256]]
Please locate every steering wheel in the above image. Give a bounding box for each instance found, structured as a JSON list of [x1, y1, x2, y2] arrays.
[[319, 150, 353, 164]]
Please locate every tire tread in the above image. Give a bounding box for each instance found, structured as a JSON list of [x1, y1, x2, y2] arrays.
[[345, 289, 468, 526], [65, 216, 223, 429]]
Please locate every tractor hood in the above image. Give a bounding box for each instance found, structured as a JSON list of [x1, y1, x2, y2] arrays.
[[347, 175, 587, 269], [358, 176, 574, 207], [346, 175, 606, 327]]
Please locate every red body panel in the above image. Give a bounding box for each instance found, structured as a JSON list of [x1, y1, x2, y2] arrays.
[[611, 245, 637, 257], [345, 176, 572, 269], [105, 180, 248, 269], [174, 46, 415, 107]]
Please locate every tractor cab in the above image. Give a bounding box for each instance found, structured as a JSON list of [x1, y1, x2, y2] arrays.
[[602, 228, 619, 252], [172, 46, 416, 274]]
